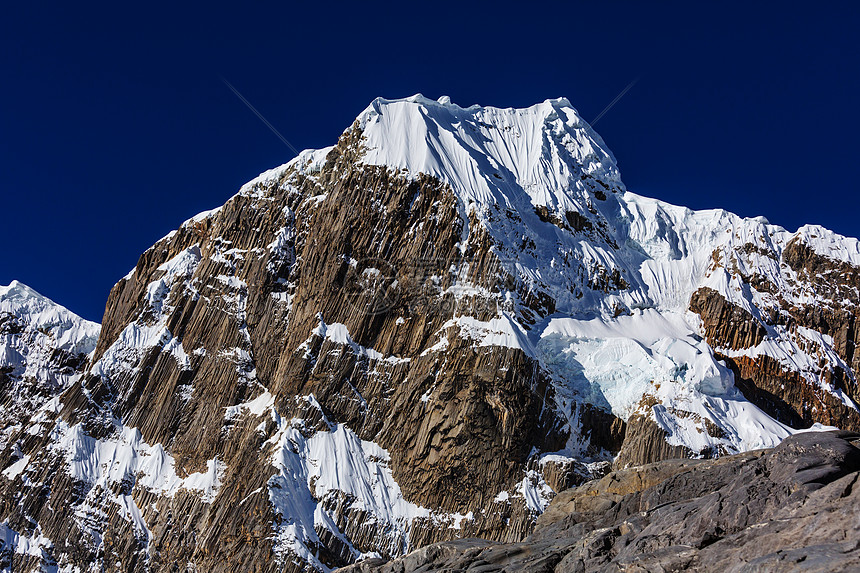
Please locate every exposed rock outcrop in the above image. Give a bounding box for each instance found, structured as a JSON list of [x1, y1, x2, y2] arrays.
[[689, 286, 767, 351], [3, 95, 860, 572], [343, 431, 860, 572], [724, 353, 860, 431], [689, 247, 860, 434], [614, 409, 693, 469]]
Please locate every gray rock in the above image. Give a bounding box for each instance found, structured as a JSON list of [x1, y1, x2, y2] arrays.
[[341, 431, 860, 573]]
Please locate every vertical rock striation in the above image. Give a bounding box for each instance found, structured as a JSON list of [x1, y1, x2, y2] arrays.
[[1, 95, 860, 571]]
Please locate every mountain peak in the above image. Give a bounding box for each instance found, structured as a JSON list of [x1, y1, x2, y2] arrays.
[[0, 279, 41, 300], [365, 93, 577, 114], [355, 94, 622, 228], [0, 279, 100, 356]]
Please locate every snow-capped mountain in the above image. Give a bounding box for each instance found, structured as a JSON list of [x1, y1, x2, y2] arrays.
[[354, 95, 859, 456], [1, 95, 859, 572], [0, 281, 100, 568], [0, 281, 100, 450]]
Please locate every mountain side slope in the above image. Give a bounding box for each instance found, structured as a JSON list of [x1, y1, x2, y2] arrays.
[[0, 95, 858, 572], [0, 280, 100, 449], [0, 281, 100, 569]]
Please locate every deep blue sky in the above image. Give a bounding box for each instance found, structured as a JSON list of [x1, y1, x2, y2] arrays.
[[2, 2, 859, 322]]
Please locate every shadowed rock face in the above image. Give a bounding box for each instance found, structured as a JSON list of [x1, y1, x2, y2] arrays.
[[342, 431, 860, 573], [688, 256, 860, 434]]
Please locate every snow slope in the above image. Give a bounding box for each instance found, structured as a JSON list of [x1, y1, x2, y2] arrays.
[[351, 95, 855, 457], [0, 281, 100, 450], [225, 93, 856, 463], [0, 280, 100, 368], [354, 96, 858, 316]]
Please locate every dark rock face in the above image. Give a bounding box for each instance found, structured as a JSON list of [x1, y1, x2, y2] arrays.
[[780, 238, 860, 395], [689, 287, 767, 351], [343, 431, 860, 573], [723, 353, 860, 431], [689, 247, 860, 433], [614, 409, 693, 469]]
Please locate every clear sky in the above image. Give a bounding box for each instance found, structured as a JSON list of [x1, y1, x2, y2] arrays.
[[2, 2, 859, 322]]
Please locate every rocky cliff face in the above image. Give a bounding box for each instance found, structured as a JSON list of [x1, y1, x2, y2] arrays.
[[1, 95, 859, 572], [693, 236, 860, 433], [0, 281, 100, 570]]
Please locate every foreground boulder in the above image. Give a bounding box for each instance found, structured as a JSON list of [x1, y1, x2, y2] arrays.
[[343, 431, 860, 572]]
